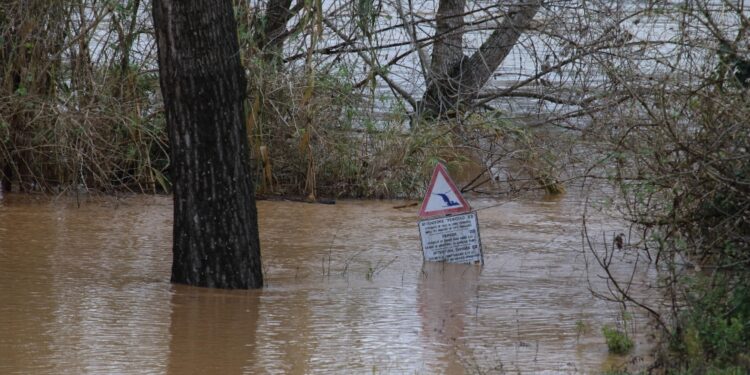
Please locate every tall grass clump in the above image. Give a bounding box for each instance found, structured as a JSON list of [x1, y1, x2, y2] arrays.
[[1, 0, 168, 193], [242, 58, 465, 199]]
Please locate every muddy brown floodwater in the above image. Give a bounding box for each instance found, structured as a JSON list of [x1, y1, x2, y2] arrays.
[[0, 191, 657, 374]]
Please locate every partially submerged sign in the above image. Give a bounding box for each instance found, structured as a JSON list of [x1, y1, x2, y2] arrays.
[[418, 163, 470, 218], [417, 163, 483, 264], [418, 212, 483, 264]]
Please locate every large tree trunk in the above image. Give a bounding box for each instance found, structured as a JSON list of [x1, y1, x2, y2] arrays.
[[429, 0, 466, 76], [424, 0, 466, 115], [153, 0, 263, 289], [421, 0, 542, 118], [259, 0, 295, 66]]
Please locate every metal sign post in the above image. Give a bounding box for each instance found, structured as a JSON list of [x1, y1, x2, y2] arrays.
[[417, 163, 484, 264], [418, 211, 483, 264]]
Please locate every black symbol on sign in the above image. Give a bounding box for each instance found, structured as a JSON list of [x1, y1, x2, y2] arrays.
[[434, 192, 460, 207]]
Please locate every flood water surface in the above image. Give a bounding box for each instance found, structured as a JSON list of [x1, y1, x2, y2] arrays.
[[0, 193, 655, 374]]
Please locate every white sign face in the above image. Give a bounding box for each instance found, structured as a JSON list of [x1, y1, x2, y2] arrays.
[[418, 212, 483, 264], [419, 163, 470, 218]]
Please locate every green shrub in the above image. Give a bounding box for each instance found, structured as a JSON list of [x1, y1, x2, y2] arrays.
[[602, 325, 634, 355], [668, 276, 750, 372]]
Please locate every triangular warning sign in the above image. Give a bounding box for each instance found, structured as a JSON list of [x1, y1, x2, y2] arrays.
[[418, 163, 471, 218]]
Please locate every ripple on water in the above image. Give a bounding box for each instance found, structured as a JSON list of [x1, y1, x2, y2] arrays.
[[0, 193, 654, 374]]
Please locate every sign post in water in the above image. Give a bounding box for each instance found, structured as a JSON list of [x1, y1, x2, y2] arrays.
[[417, 163, 484, 264], [419, 212, 483, 264]]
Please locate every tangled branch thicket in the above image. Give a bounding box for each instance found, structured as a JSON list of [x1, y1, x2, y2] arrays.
[[0, 0, 637, 198], [582, 1, 750, 371], [0, 0, 467, 198], [1, 0, 168, 193]]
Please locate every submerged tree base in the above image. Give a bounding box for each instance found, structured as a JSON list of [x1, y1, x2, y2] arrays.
[[154, 0, 263, 289]]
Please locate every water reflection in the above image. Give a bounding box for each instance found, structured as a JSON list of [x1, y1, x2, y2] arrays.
[[167, 285, 260, 374], [0, 195, 173, 374], [418, 263, 481, 373]]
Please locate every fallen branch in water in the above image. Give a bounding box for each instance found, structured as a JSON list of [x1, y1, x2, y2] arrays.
[[256, 195, 336, 205], [392, 202, 418, 209]]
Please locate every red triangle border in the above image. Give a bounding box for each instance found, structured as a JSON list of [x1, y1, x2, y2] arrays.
[[418, 163, 471, 218]]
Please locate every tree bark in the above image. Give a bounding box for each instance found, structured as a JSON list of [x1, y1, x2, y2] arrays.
[[259, 0, 295, 66], [421, 0, 542, 118], [153, 0, 263, 289], [428, 0, 466, 89]]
